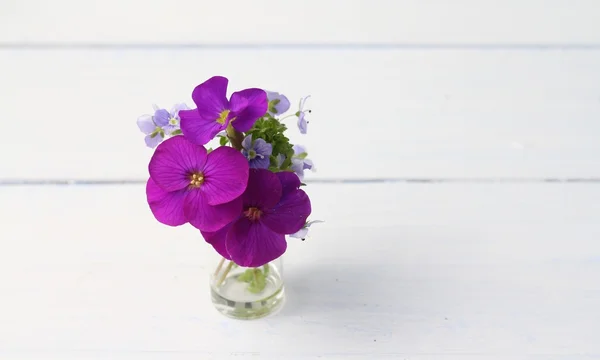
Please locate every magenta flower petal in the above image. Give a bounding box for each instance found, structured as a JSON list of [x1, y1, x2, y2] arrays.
[[148, 136, 207, 191], [244, 169, 282, 209], [191, 76, 229, 120], [262, 189, 311, 234], [201, 222, 233, 260], [146, 178, 187, 226], [202, 146, 250, 206], [226, 217, 287, 267], [180, 108, 226, 146], [184, 190, 242, 232], [229, 88, 268, 132], [276, 171, 301, 196]]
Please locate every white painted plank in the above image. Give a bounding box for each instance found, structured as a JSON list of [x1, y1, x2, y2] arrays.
[[1, 0, 599, 45], [2, 49, 600, 179], [1, 183, 599, 359]]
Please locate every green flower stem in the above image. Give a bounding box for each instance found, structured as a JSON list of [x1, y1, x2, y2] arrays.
[[214, 257, 226, 277], [277, 113, 296, 121], [226, 124, 244, 151], [236, 264, 269, 293], [217, 260, 235, 286]]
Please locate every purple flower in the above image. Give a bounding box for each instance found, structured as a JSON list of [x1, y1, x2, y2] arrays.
[[201, 169, 311, 267], [242, 134, 273, 169], [179, 76, 268, 145], [137, 103, 189, 148], [146, 136, 249, 232], [291, 144, 314, 180], [296, 95, 311, 134], [266, 91, 291, 115]]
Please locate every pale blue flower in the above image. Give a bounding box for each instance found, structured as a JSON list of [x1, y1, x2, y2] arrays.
[[296, 95, 311, 134], [266, 91, 291, 115], [290, 220, 324, 240], [242, 134, 273, 169], [137, 103, 189, 148], [290, 144, 314, 180]]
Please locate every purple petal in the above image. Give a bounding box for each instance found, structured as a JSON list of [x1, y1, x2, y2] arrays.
[[201, 222, 233, 260], [191, 76, 229, 121], [262, 189, 311, 234], [253, 138, 273, 157], [243, 169, 282, 210], [276, 171, 301, 196], [249, 156, 270, 169], [266, 91, 291, 115], [202, 146, 250, 206], [241, 134, 252, 151], [297, 112, 308, 134], [148, 136, 207, 191], [146, 178, 187, 226], [184, 190, 243, 232], [229, 88, 268, 132], [226, 217, 287, 267], [144, 133, 163, 149], [154, 109, 170, 127], [137, 114, 156, 134], [180, 108, 226, 146]]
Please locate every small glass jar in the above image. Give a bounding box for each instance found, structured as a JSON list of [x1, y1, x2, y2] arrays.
[[209, 254, 285, 320]]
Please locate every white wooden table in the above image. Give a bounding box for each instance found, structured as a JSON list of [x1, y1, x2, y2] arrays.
[[1, 1, 600, 359]]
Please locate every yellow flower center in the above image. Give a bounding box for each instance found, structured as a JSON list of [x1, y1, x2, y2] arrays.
[[216, 110, 230, 125], [244, 207, 262, 221], [169, 118, 178, 125], [189, 172, 204, 188]]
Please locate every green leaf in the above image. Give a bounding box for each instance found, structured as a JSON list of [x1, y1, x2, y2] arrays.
[[268, 99, 281, 114], [237, 269, 254, 283], [247, 269, 267, 293], [237, 268, 268, 293], [280, 149, 294, 169], [170, 129, 183, 136], [219, 136, 229, 146], [245, 116, 293, 167]]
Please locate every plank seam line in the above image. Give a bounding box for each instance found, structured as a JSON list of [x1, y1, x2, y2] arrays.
[[2, 178, 600, 186], [3, 43, 600, 51]]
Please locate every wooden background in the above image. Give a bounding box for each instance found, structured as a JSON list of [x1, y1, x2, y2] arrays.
[[1, 1, 600, 359]]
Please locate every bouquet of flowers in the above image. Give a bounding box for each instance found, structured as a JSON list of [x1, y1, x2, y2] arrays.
[[137, 76, 320, 295]]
